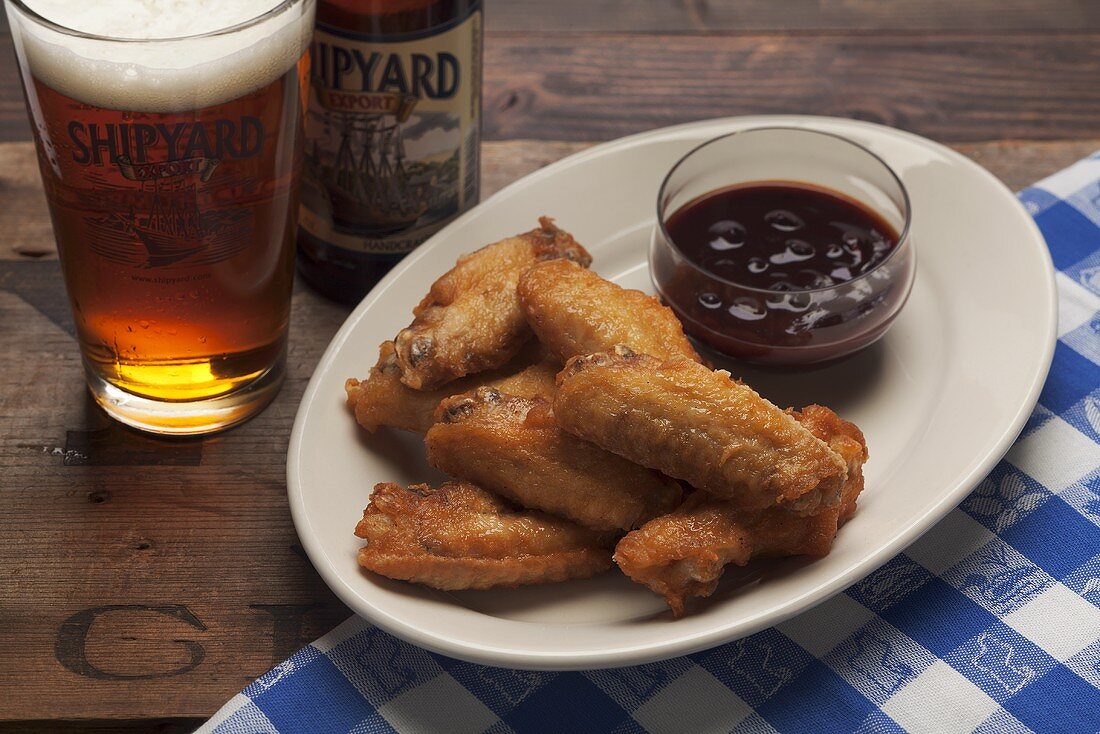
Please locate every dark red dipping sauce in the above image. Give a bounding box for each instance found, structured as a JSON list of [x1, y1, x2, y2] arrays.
[[657, 181, 909, 364], [667, 183, 899, 290]]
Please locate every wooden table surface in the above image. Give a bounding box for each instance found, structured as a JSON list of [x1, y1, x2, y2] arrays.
[[2, 2, 1099, 731]]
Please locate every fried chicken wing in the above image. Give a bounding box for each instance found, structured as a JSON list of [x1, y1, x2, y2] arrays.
[[356, 481, 612, 589], [346, 341, 559, 433], [517, 259, 701, 363], [614, 405, 867, 615], [425, 388, 683, 531], [554, 347, 847, 515], [393, 217, 591, 390], [793, 404, 867, 524]]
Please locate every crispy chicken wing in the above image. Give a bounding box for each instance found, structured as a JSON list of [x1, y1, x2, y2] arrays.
[[356, 481, 612, 589], [554, 347, 847, 515], [425, 388, 683, 531], [346, 341, 559, 433], [393, 217, 591, 390], [517, 259, 701, 363], [614, 405, 867, 615], [793, 404, 867, 524]]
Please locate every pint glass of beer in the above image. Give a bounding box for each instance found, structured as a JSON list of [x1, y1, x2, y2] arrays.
[[5, 0, 316, 434]]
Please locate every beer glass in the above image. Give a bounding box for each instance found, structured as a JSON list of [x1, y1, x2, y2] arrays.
[[5, 0, 316, 434]]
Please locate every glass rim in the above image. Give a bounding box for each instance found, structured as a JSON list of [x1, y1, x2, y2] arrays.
[[6, 0, 303, 43], [655, 126, 913, 295]]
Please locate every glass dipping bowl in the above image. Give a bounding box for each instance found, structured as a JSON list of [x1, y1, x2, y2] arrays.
[[650, 127, 915, 366]]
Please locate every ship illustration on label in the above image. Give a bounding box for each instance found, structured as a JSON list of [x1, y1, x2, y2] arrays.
[[85, 156, 251, 270], [307, 88, 463, 237], [298, 12, 481, 264]]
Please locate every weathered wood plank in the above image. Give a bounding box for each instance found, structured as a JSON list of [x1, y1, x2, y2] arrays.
[[0, 142, 53, 259], [0, 275, 354, 720], [482, 33, 1100, 143], [487, 0, 1100, 33], [0, 137, 1095, 724], [3, 28, 1100, 144]]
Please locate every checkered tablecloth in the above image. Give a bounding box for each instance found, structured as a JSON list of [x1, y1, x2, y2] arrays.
[[201, 153, 1100, 734]]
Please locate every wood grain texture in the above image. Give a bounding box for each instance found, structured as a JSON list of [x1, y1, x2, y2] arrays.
[[0, 142, 53, 259], [0, 273, 353, 720], [482, 33, 1100, 143], [0, 136, 1095, 725], [2, 20, 1100, 144], [0, 24, 25, 144], [487, 0, 1100, 32]]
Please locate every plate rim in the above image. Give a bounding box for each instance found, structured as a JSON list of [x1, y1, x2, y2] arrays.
[[288, 114, 1058, 670]]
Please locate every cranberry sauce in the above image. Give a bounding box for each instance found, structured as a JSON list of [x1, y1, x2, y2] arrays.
[[658, 182, 908, 364]]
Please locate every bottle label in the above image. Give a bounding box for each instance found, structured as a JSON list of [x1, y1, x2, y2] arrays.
[[300, 7, 482, 255]]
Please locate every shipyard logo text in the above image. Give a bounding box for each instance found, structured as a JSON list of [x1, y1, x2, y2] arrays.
[[67, 117, 265, 173], [312, 44, 460, 99], [70, 117, 264, 271]]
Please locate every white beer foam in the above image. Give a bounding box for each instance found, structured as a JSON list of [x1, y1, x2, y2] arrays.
[[9, 0, 315, 112]]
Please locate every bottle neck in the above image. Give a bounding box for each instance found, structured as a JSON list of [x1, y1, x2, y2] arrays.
[[317, 0, 477, 35]]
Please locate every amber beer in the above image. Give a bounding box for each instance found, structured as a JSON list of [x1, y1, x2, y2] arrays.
[[5, 0, 316, 434]]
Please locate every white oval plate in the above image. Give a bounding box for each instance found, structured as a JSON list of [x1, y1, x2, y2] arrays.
[[288, 116, 1056, 670]]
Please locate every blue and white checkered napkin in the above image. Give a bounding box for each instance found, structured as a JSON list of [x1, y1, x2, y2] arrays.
[[202, 153, 1100, 734]]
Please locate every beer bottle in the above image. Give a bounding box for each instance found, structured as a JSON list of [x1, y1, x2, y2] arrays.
[[298, 0, 483, 303]]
